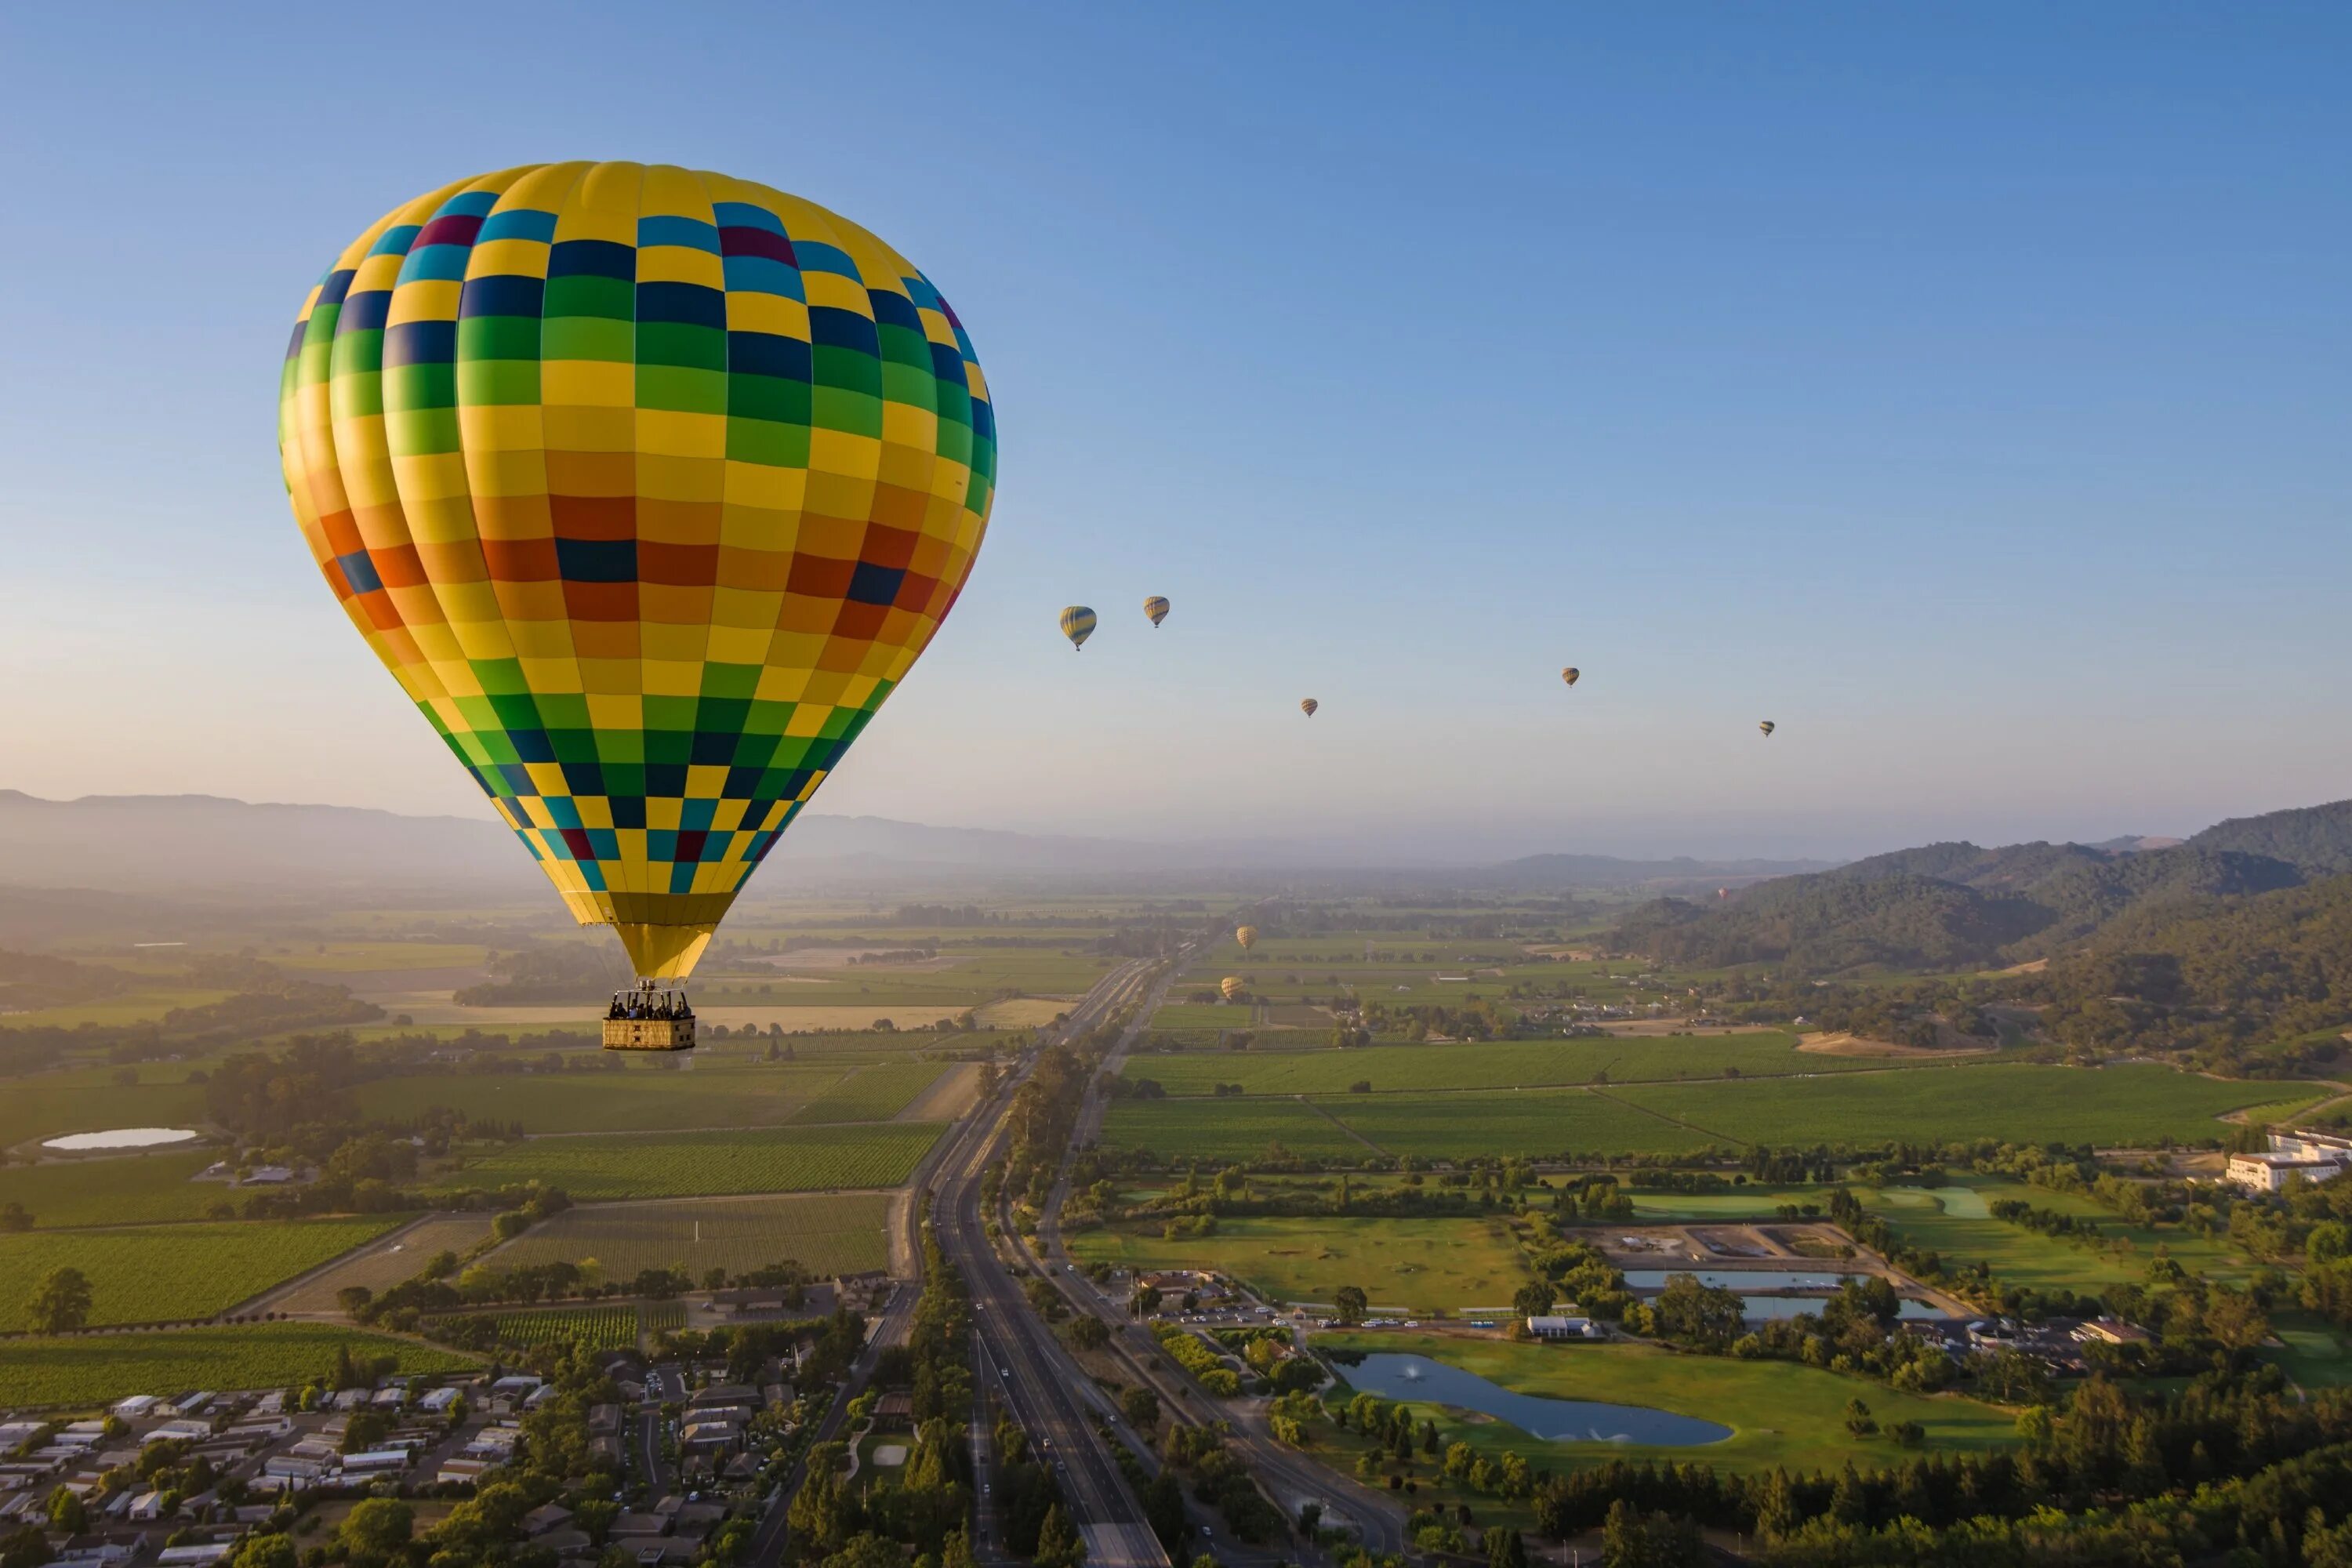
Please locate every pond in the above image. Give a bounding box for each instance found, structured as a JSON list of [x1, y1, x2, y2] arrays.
[[1339, 1353, 1731, 1446], [1737, 1295, 1951, 1321], [1624, 1268, 1860, 1291], [40, 1127, 202, 1152]]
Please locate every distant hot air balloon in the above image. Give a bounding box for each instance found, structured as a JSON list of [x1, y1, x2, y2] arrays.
[[1236, 925, 1258, 950], [1759, 720, 1777, 737], [1144, 596, 1170, 628], [1220, 975, 1247, 1001], [278, 162, 996, 994], [1300, 698, 1319, 717], [1061, 606, 1098, 650], [1718, 887, 1730, 901], [1562, 667, 1581, 688]]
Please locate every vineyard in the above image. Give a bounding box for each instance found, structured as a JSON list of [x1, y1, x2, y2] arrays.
[[439, 1123, 946, 1200], [0, 1150, 222, 1229], [487, 1306, 641, 1352], [5, 1323, 477, 1410], [642, 1301, 687, 1335], [787, 1062, 953, 1124], [0, 1218, 404, 1332], [491, 1192, 890, 1279]]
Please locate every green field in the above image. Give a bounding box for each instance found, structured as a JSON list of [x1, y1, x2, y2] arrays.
[[354, 1062, 856, 1134], [1327, 1091, 1721, 1160], [0, 1151, 225, 1228], [1125, 1033, 1865, 1096], [1068, 1214, 1534, 1312], [787, 1062, 952, 1123], [435, 1124, 946, 1200], [489, 1192, 892, 1279], [1315, 1331, 2017, 1481], [0, 1218, 402, 1330], [1101, 1098, 1372, 1165], [1149, 1004, 1276, 1032], [1105, 1062, 2314, 1163], [688, 945, 1115, 1008], [1860, 1178, 2254, 1290], [1, 1323, 477, 1410], [0, 1076, 211, 1149], [1615, 1064, 2314, 1149]]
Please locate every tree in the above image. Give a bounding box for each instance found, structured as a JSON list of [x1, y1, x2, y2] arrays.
[[335, 1285, 373, 1316], [228, 1537, 296, 1568], [0, 1527, 51, 1568], [1599, 1501, 1704, 1566], [1034, 1505, 1085, 1568], [1486, 1525, 1528, 1568], [1333, 1285, 1368, 1325], [820, 1537, 901, 1568], [1142, 1472, 1188, 1555], [1512, 1281, 1555, 1320], [27, 1268, 92, 1334], [337, 1499, 412, 1563], [1132, 1285, 1162, 1318], [1064, 1315, 1109, 1352], [1121, 1386, 1160, 1432], [45, 1489, 85, 1535]]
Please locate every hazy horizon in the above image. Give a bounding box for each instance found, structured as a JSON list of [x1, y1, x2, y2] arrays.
[[3, 4, 2345, 863]]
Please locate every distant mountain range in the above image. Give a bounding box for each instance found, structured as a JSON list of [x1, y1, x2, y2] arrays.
[[0, 789, 1835, 905], [1613, 799, 2352, 973]]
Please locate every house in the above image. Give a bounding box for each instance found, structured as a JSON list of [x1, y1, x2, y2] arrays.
[[263, 1457, 327, 1482], [157, 1545, 233, 1567], [436, 1458, 490, 1487], [2074, 1318, 2154, 1346], [1526, 1315, 1604, 1341], [2226, 1152, 2346, 1193], [522, 1504, 573, 1537], [418, 1388, 463, 1415], [239, 1167, 295, 1186], [109, 1398, 158, 1421], [339, 1450, 412, 1476], [127, 1493, 167, 1523]]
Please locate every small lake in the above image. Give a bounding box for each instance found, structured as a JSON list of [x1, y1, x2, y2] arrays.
[[1339, 1353, 1731, 1446], [41, 1127, 201, 1152], [1624, 1269, 1860, 1292]]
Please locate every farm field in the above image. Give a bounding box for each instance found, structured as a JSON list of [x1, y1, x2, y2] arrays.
[[1614, 1064, 2316, 1149], [0, 1150, 223, 1228], [1325, 1090, 1720, 1160], [1100, 1098, 1372, 1166], [1125, 1033, 1872, 1097], [1067, 1214, 1534, 1313], [379, 1000, 972, 1032], [1315, 1331, 2016, 1480], [1149, 1004, 1276, 1033], [1861, 1179, 2256, 1290], [3, 1323, 477, 1411], [489, 1192, 891, 1279], [434, 1123, 946, 1200], [787, 1062, 954, 1124], [275, 1215, 502, 1314], [484, 1305, 642, 1353], [0, 1076, 212, 1149], [0, 1218, 404, 1331], [0, 989, 238, 1029], [354, 1062, 858, 1133]]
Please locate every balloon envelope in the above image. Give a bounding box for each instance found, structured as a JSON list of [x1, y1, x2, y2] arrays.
[[1759, 720, 1777, 737], [1220, 975, 1246, 1000], [1235, 925, 1257, 950], [1061, 606, 1098, 648], [1562, 667, 1580, 687], [1300, 698, 1319, 717], [1144, 596, 1170, 627], [279, 163, 996, 981]]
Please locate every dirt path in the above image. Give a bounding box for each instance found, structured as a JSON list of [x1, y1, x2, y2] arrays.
[[896, 1062, 981, 1123], [1589, 1086, 1747, 1146], [1298, 1096, 1385, 1153]]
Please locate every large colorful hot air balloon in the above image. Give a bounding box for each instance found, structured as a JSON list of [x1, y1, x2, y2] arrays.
[[1561, 667, 1581, 688], [1220, 975, 1247, 1001], [1759, 720, 1777, 737], [1300, 698, 1319, 717], [1235, 925, 1258, 950], [1060, 606, 1097, 649], [279, 163, 996, 988], [1144, 596, 1170, 628]]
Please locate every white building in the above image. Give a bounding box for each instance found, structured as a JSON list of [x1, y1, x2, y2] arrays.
[[1526, 1315, 1604, 1341], [2227, 1130, 2352, 1193]]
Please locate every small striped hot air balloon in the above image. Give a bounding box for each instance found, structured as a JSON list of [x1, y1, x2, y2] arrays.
[[1236, 925, 1258, 950], [1144, 596, 1170, 628], [1060, 606, 1097, 650], [1220, 975, 1247, 1001], [1759, 720, 1776, 738], [1562, 667, 1581, 688], [1300, 698, 1319, 717]]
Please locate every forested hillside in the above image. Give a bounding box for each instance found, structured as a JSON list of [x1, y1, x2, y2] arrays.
[[1613, 799, 2352, 979]]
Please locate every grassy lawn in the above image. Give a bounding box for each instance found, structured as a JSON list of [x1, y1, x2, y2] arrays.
[[0, 1218, 403, 1330], [0, 1150, 224, 1228], [488, 1192, 892, 1279], [431, 1123, 946, 1200], [353, 1062, 855, 1133], [2267, 1312, 2352, 1389], [1859, 1178, 2255, 1290], [1314, 1331, 2016, 1483], [1614, 1064, 2316, 1149], [1067, 1214, 1535, 1312], [3, 1323, 477, 1410]]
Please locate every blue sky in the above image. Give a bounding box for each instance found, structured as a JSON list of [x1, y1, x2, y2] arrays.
[[0, 3, 2344, 860]]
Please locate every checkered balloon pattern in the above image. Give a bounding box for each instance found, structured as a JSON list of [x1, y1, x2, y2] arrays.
[[278, 163, 996, 978]]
